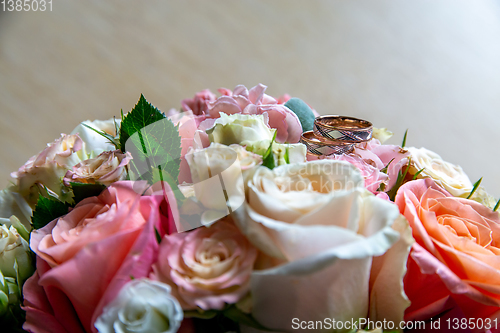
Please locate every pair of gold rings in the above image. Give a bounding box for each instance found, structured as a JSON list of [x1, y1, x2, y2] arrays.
[[300, 115, 373, 156]]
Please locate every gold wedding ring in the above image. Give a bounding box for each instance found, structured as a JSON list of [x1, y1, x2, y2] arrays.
[[300, 131, 354, 156], [313, 116, 373, 143]]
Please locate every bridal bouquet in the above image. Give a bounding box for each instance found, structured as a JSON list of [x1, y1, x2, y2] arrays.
[[1, 84, 499, 333]]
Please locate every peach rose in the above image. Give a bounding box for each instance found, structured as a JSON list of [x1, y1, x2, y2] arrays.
[[151, 217, 257, 310], [22, 181, 178, 333], [64, 150, 132, 186], [396, 178, 500, 322]]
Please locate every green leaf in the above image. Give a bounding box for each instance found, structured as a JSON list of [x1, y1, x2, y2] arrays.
[[284, 97, 315, 132], [380, 158, 395, 174], [387, 157, 412, 201], [32, 195, 71, 229], [222, 305, 272, 331], [262, 131, 278, 170], [113, 116, 119, 137], [401, 129, 408, 148], [284, 147, 290, 164], [493, 197, 500, 212], [70, 182, 106, 205], [119, 94, 167, 152], [412, 167, 425, 180], [466, 177, 483, 199], [122, 95, 182, 187], [154, 227, 162, 244]]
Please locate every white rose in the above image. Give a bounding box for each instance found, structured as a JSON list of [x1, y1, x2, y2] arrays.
[[0, 186, 32, 230], [407, 147, 473, 197], [0, 224, 33, 281], [234, 160, 413, 332], [71, 118, 119, 156], [94, 278, 183, 333], [207, 113, 275, 145], [11, 134, 89, 206]]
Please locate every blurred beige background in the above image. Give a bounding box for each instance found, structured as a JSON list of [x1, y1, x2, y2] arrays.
[[1, 0, 500, 195]]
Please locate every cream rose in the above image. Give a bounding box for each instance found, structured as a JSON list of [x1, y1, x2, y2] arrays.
[[64, 150, 132, 186], [407, 147, 473, 197], [185, 143, 255, 227], [234, 160, 413, 331], [207, 113, 275, 145], [94, 278, 183, 333], [0, 224, 33, 281], [71, 118, 120, 156], [11, 134, 88, 206]]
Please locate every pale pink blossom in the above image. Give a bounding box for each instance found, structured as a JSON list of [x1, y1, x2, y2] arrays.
[[181, 89, 217, 116], [353, 139, 410, 191], [151, 217, 257, 310]]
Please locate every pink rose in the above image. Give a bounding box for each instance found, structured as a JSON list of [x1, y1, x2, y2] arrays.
[[151, 217, 257, 310], [181, 89, 217, 116], [23, 181, 178, 333], [208, 84, 302, 143], [396, 178, 500, 324], [353, 139, 410, 190], [168, 110, 207, 184], [64, 150, 132, 186], [181, 84, 303, 145]]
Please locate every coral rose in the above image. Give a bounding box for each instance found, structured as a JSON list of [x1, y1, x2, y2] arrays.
[[396, 178, 500, 322]]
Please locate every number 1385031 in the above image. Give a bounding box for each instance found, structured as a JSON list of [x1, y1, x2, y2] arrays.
[[1, 0, 52, 11]]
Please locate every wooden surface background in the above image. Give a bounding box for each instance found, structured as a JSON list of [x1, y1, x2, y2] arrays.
[[1, 0, 500, 195]]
